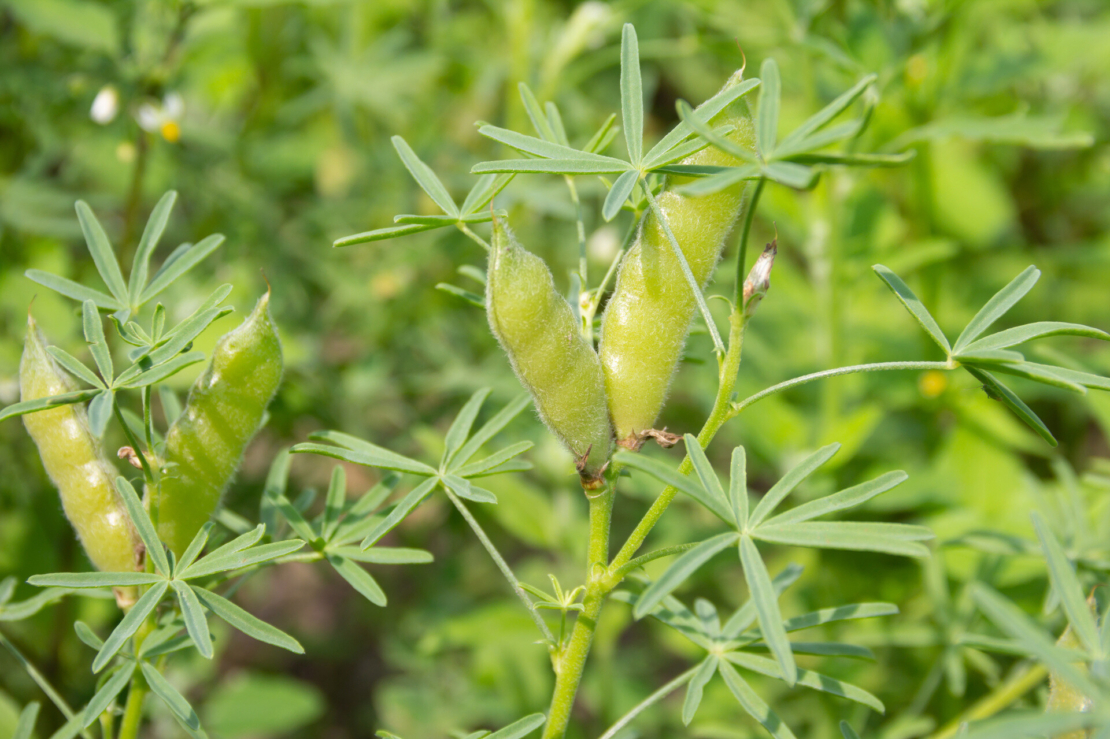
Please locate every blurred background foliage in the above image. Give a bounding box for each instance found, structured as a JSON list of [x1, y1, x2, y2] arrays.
[[0, 0, 1108, 737]]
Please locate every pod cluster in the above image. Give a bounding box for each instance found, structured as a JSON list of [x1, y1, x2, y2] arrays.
[[486, 72, 757, 481], [155, 292, 283, 555], [599, 76, 756, 446], [20, 315, 142, 574]]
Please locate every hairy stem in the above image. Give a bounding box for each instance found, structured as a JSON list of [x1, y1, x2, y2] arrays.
[[605, 542, 699, 586], [926, 662, 1047, 739], [733, 176, 765, 305], [457, 223, 492, 251], [444, 487, 555, 643], [729, 361, 952, 416], [543, 481, 615, 739], [596, 666, 698, 739], [116, 615, 156, 739]]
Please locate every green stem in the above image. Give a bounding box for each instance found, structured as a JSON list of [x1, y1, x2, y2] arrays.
[[641, 181, 725, 356], [443, 487, 555, 644], [116, 672, 147, 739], [606, 542, 698, 585], [116, 612, 156, 739], [925, 662, 1047, 739], [457, 223, 491, 251], [596, 666, 698, 739], [543, 482, 614, 739], [733, 176, 765, 305], [0, 630, 93, 739], [729, 361, 952, 416]]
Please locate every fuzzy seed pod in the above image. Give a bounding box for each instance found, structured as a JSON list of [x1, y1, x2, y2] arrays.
[[154, 292, 283, 555], [20, 315, 142, 574], [599, 73, 756, 446], [486, 219, 613, 483]]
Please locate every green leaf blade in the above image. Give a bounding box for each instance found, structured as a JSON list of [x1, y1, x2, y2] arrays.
[[739, 535, 795, 687], [75, 201, 128, 305], [953, 266, 1041, 353]]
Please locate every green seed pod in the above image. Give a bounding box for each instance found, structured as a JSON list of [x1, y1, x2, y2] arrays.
[[599, 74, 756, 446], [155, 292, 283, 555], [486, 219, 613, 483], [20, 315, 142, 575]]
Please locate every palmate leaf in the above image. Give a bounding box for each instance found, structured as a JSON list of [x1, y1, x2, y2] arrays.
[[360, 477, 439, 549], [451, 393, 531, 469], [644, 79, 761, 169], [172, 581, 213, 659], [602, 169, 639, 222], [24, 270, 122, 311]]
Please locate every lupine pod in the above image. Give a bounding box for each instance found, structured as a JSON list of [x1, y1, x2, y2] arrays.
[[486, 219, 613, 483], [155, 292, 283, 555], [599, 72, 756, 446], [20, 315, 142, 575]]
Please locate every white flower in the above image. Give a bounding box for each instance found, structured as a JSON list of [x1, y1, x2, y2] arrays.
[[90, 86, 119, 124], [136, 92, 184, 142]]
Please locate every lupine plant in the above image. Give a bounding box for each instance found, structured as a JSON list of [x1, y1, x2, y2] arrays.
[[1, 18, 1108, 739]]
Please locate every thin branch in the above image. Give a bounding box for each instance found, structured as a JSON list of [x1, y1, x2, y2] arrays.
[[443, 487, 555, 643], [596, 666, 699, 739], [731, 361, 952, 416], [456, 223, 491, 251], [0, 630, 93, 739], [607, 543, 699, 585]]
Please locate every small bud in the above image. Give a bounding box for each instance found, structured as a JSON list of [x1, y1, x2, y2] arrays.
[[742, 240, 777, 319]]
